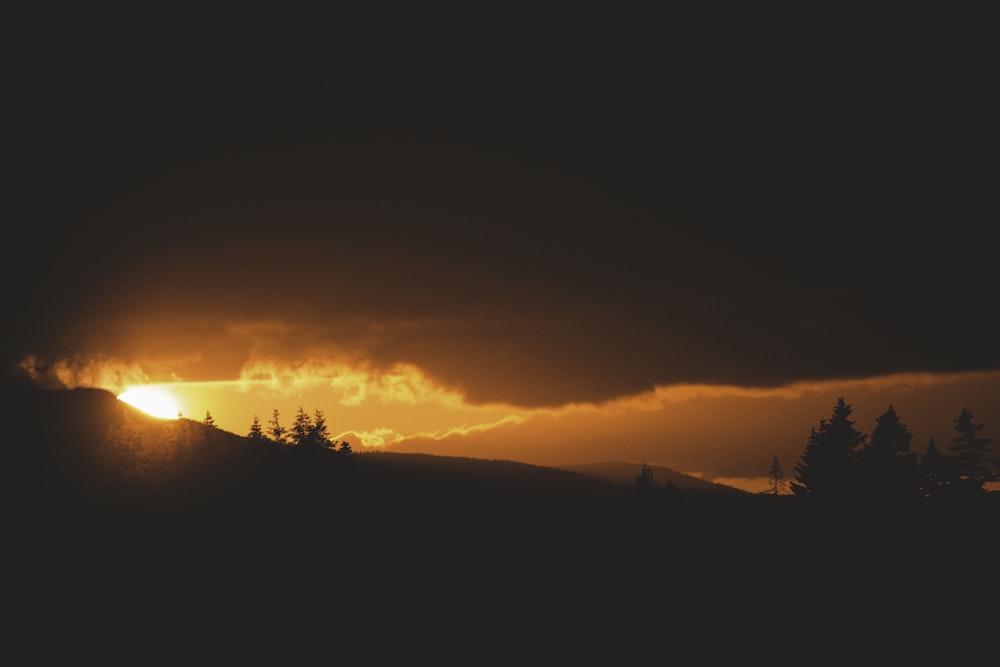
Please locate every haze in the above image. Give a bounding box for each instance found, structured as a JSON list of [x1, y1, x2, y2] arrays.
[[7, 37, 997, 493]]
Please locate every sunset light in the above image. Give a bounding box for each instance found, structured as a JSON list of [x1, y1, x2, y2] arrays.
[[8, 33, 997, 655], [117, 386, 181, 419]]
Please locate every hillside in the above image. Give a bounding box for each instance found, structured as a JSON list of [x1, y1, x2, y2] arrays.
[[4, 381, 998, 662], [0, 382, 736, 514], [350, 450, 631, 504], [556, 460, 750, 494]]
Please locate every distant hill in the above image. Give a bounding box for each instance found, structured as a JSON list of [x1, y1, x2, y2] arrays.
[[556, 461, 750, 495], [0, 384, 637, 519], [350, 450, 630, 502], [0, 382, 745, 507], [4, 380, 996, 657]]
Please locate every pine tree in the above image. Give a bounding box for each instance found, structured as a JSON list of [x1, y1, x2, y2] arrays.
[[855, 405, 919, 502], [248, 414, 265, 441], [308, 409, 332, 448], [200, 410, 219, 453], [767, 455, 786, 495], [268, 408, 287, 445], [947, 408, 997, 497], [635, 462, 657, 501], [290, 406, 312, 447], [791, 397, 866, 499]]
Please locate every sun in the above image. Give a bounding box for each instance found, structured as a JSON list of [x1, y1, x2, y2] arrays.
[[117, 386, 181, 419]]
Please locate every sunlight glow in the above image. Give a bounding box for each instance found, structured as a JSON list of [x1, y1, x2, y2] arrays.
[[118, 387, 181, 419], [26, 350, 1000, 495]]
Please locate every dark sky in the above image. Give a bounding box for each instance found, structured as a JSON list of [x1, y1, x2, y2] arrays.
[[6, 19, 998, 409]]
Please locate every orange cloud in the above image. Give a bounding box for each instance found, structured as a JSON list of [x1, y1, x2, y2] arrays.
[[19, 354, 154, 393], [340, 415, 525, 450], [234, 359, 467, 408], [16, 351, 1000, 494]]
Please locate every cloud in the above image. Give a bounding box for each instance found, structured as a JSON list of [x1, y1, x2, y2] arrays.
[[340, 415, 525, 450], [6, 67, 997, 496], [234, 358, 465, 408], [19, 354, 154, 393], [13, 348, 1000, 492]]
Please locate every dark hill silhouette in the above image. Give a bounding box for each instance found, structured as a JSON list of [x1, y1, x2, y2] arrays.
[[1, 383, 737, 516], [3, 381, 997, 662], [556, 460, 749, 495], [5, 383, 995, 526]]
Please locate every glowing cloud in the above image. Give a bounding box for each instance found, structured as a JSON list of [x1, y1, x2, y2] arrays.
[[16, 352, 1000, 494], [343, 414, 526, 449], [235, 359, 467, 408], [19, 354, 154, 393]]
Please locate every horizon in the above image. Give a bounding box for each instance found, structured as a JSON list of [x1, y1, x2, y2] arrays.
[[6, 16, 998, 660], [7, 37, 998, 496], [27, 366, 999, 494]]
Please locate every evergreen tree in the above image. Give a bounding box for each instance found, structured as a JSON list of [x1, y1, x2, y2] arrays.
[[791, 398, 866, 499], [947, 408, 998, 497], [308, 409, 332, 448], [766, 455, 786, 495], [855, 404, 919, 502], [635, 462, 657, 501], [290, 406, 312, 447], [268, 408, 287, 445], [248, 414, 265, 441], [200, 410, 219, 453], [337, 439, 354, 457]]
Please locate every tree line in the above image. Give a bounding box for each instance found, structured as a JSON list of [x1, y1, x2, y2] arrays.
[[633, 398, 997, 504], [783, 398, 996, 501], [124, 394, 997, 505], [241, 407, 354, 456]]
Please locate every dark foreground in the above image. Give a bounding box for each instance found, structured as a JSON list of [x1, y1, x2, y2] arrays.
[[5, 386, 998, 661], [10, 469, 998, 662]]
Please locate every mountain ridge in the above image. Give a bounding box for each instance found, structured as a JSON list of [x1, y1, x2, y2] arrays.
[[2, 382, 749, 499], [554, 460, 750, 494]]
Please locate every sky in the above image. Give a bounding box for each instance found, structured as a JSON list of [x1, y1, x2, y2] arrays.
[[5, 20, 998, 492]]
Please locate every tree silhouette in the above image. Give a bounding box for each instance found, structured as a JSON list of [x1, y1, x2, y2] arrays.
[[791, 398, 866, 499], [248, 414, 265, 441], [766, 455, 786, 495], [290, 406, 313, 447], [268, 408, 287, 445], [855, 405, 919, 502], [635, 462, 657, 501], [201, 410, 219, 452], [309, 409, 332, 448], [947, 408, 997, 497]]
